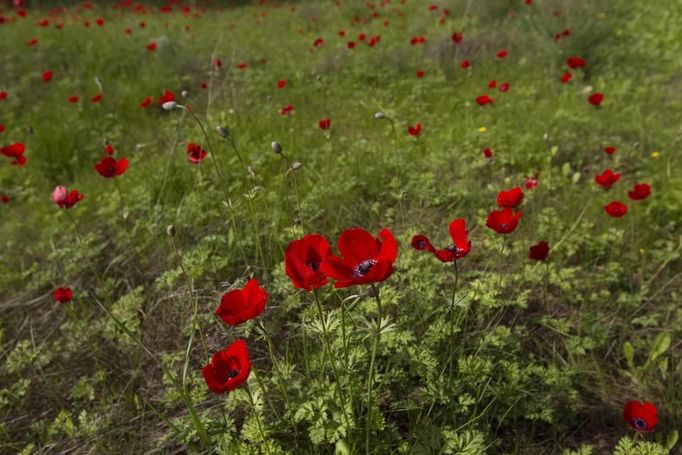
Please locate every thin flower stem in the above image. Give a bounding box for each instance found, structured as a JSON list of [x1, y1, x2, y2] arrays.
[[245, 386, 273, 455], [113, 178, 125, 221], [365, 284, 383, 454], [447, 261, 459, 377], [313, 290, 352, 430], [281, 152, 306, 234]]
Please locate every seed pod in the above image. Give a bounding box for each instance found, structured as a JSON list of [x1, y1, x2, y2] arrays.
[[291, 161, 303, 171], [162, 101, 177, 111], [166, 225, 176, 237], [271, 141, 282, 154], [374, 112, 385, 120]]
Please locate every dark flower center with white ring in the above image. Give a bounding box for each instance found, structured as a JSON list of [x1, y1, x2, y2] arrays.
[[227, 369, 239, 379], [353, 259, 377, 277], [305, 260, 320, 272], [416, 240, 426, 249], [631, 418, 647, 430]]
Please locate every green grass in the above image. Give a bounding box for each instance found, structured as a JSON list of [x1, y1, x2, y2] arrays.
[[1, 0, 681, 453]]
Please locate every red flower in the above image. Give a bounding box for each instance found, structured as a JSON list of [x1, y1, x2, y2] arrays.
[[407, 123, 422, 137], [140, 96, 152, 109], [460, 59, 471, 69], [68, 95, 79, 103], [147, 41, 157, 52], [313, 37, 324, 47], [318, 118, 331, 130], [216, 278, 267, 326], [560, 72, 572, 83], [525, 174, 539, 190], [186, 143, 207, 164], [0, 124, 4, 134], [338, 30, 347, 37], [42, 71, 53, 83], [595, 169, 621, 190], [104, 144, 114, 155], [496, 49, 508, 58], [285, 234, 331, 291], [277, 79, 287, 89], [623, 401, 659, 432], [199, 81, 208, 89], [51, 185, 84, 209], [566, 56, 586, 69], [476, 95, 494, 106], [452, 32, 463, 43], [347, 41, 356, 49], [202, 339, 252, 394], [528, 241, 549, 261], [410, 36, 425, 45], [368, 35, 381, 46], [157, 90, 175, 106], [52, 287, 73, 304], [497, 187, 524, 208], [237, 62, 249, 69], [488, 80, 497, 88], [628, 183, 651, 201], [0, 194, 9, 204], [499, 82, 510, 92], [604, 201, 628, 218], [588, 92, 604, 106], [604, 146, 617, 155], [27, 38, 38, 46], [0, 91, 7, 101], [91, 93, 103, 103], [411, 218, 471, 262], [416, 69, 425, 78], [486, 208, 521, 234], [213, 58, 222, 68], [95, 156, 128, 178], [321, 227, 398, 288], [280, 104, 295, 115], [96, 18, 104, 26], [483, 147, 493, 158], [358, 33, 366, 41], [1, 142, 26, 166]]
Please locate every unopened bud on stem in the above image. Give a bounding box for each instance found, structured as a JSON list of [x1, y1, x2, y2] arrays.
[[216, 125, 230, 139], [374, 112, 385, 120], [162, 101, 178, 111], [271, 141, 282, 154], [166, 225, 176, 237]]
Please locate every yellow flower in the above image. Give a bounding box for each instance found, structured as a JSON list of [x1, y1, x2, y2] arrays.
[[651, 151, 660, 158], [478, 126, 487, 133]]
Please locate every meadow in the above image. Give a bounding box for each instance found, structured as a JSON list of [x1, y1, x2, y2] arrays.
[[1, 0, 681, 453]]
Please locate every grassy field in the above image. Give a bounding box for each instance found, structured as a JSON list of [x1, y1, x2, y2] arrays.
[[1, 0, 682, 453]]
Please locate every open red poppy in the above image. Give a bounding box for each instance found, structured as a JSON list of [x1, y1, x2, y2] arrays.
[[216, 278, 268, 326], [202, 339, 252, 394], [486, 208, 521, 234], [411, 218, 471, 262], [52, 287, 73, 304], [51, 185, 84, 209], [285, 234, 331, 291], [95, 156, 128, 178], [623, 401, 658, 432], [497, 187, 524, 208]]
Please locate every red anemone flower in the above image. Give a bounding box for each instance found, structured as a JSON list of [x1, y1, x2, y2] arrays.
[[104, 144, 114, 155], [483, 147, 493, 158], [416, 69, 425, 78], [496, 49, 508, 58], [588, 92, 604, 106], [313, 37, 324, 47], [318, 118, 331, 130], [407, 123, 422, 137], [476, 95, 494, 106], [460, 59, 471, 69], [140, 96, 152, 109], [216, 278, 267, 326], [452, 32, 463, 43], [525, 174, 539, 190], [560, 71, 572, 83], [147, 41, 157, 52], [321, 227, 398, 288], [280, 103, 294, 115], [411, 218, 471, 262], [186, 143, 207, 163], [488, 80, 497, 88], [0, 125, 5, 134], [595, 169, 621, 190], [52, 287, 73, 304], [528, 241, 549, 261], [91, 93, 103, 103], [1, 143, 26, 166], [68, 95, 79, 103], [497, 187, 524, 208], [499, 82, 510, 92], [202, 339, 252, 394], [0, 91, 7, 101], [285, 234, 331, 291], [628, 183, 651, 201], [277, 79, 287, 89], [51, 185, 84, 208], [0, 195, 9, 204], [486, 208, 521, 234], [95, 156, 128, 178], [604, 146, 617, 155], [566, 56, 586, 69], [604, 201, 628, 218], [157, 90, 175, 106], [42, 71, 53, 83], [623, 401, 659, 432]]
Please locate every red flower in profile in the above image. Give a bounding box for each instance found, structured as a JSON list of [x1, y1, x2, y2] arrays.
[[91, 93, 103, 103], [496, 49, 508, 58], [416, 69, 425, 78], [407, 123, 422, 137], [285, 234, 331, 291], [525, 174, 539, 190], [588, 92, 604, 106], [604, 146, 617, 155], [96, 18, 104, 27], [202, 339, 252, 394], [68, 96, 79, 103], [497, 187, 524, 208], [313, 37, 324, 47], [410, 36, 425, 45], [157, 90, 175, 106], [318, 118, 331, 130], [628, 183, 651, 201], [499, 82, 510, 92], [566, 56, 586, 69], [140, 96, 152, 109], [321, 227, 398, 288], [277, 79, 287, 89], [528, 241, 549, 261], [237, 62, 249, 69], [460, 60, 471, 69], [216, 278, 267, 326], [186, 143, 207, 164], [560, 71, 572, 83], [42, 71, 53, 83], [199, 81, 208, 89], [623, 401, 659, 432], [1, 143, 26, 166], [604, 201, 628, 218], [280, 104, 295, 115], [95, 156, 128, 178], [595, 169, 621, 190], [104, 144, 114, 155], [51, 185, 84, 209], [347, 41, 356, 49], [483, 147, 493, 158], [486, 208, 521, 234], [147, 41, 157, 52], [367, 35, 380, 47], [52, 287, 73, 304], [411, 218, 471, 262], [452, 32, 463, 43], [476, 95, 494, 106]]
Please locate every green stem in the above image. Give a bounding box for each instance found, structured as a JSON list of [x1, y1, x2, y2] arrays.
[[245, 386, 273, 455], [365, 284, 383, 454]]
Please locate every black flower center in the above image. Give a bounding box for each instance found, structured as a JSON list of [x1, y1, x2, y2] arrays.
[[227, 369, 239, 379], [631, 418, 647, 430], [353, 259, 377, 277], [416, 240, 427, 249], [305, 260, 320, 272]]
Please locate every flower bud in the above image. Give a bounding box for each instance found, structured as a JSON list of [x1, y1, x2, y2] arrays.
[[216, 125, 230, 139], [162, 101, 177, 111], [374, 112, 385, 120], [271, 141, 282, 154], [181, 90, 189, 98], [247, 165, 255, 177], [290, 161, 303, 171], [166, 225, 176, 237]]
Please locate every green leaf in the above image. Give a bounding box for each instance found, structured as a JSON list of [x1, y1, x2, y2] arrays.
[[624, 342, 635, 369]]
